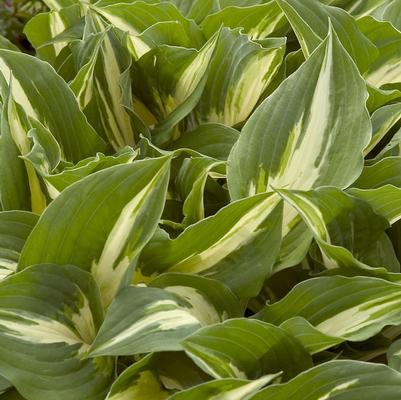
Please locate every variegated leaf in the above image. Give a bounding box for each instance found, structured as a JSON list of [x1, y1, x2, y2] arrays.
[[257, 275, 401, 342], [358, 16, 401, 87], [0, 49, 107, 163], [90, 274, 240, 356], [277, 187, 399, 271], [193, 28, 286, 126], [24, 4, 83, 65], [92, 1, 204, 57], [138, 192, 283, 297], [19, 157, 171, 307], [70, 13, 138, 150], [227, 26, 370, 199], [169, 123, 239, 160], [276, 0, 378, 72], [182, 319, 312, 380], [0, 264, 114, 400], [201, 2, 286, 40], [250, 360, 401, 400], [0, 211, 38, 281], [176, 156, 226, 226], [132, 33, 218, 145], [168, 375, 280, 400], [106, 352, 210, 400]]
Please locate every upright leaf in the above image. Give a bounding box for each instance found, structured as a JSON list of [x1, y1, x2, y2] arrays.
[[0, 50, 107, 163], [193, 28, 286, 126], [276, 0, 378, 72], [227, 26, 370, 199], [19, 158, 171, 306]]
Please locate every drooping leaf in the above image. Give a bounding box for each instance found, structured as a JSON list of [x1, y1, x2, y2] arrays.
[[106, 352, 210, 400], [139, 192, 283, 297], [168, 124, 239, 161], [257, 275, 401, 342], [250, 360, 401, 400], [182, 319, 312, 380], [0, 264, 114, 400], [90, 274, 240, 356], [168, 375, 280, 400], [277, 187, 399, 271], [201, 2, 286, 40]]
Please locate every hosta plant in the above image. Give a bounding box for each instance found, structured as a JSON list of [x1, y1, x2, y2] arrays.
[[3, 0, 401, 398]]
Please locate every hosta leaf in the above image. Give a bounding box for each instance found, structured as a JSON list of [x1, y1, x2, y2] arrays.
[[0, 98, 30, 211], [279, 317, 342, 354], [176, 156, 225, 226], [345, 0, 390, 17], [0, 49, 107, 163], [139, 192, 283, 298], [106, 352, 209, 400], [0, 36, 18, 52], [93, 1, 204, 54], [0, 375, 11, 395], [133, 34, 218, 145], [168, 124, 239, 161], [42, 0, 78, 11], [358, 16, 401, 87], [365, 102, 401, 155], [150, 273, 241, 323], [90, 273, 240, 357], [70, 14, 138, 150], [350, 185, 401, 225], [89, 286, 202, 356], [168, 375, 280, 400], [19, 157, 171, 307], [227, 26, 370, 199], [349, 157, 401, 224], [0, 264, 114, 400], [257, 275, 401, 342], [201, 2, 286, 40], [276, 0, 378, 72], [367, 84, 401, 113], [354, 156, 401, 189], [388, 337, 401, 372], [277, 187, 399, 271], [0, 211, 38, 281], [45, 147, 137, 195], [24, 5, 82, 65], [380, 0, 401, 31], [1, 89, 47, 213], [250, 360, 401, 400], [193, 28, 286, 126], [182, 319, 312, 380], [21, 124, 61, 177]]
